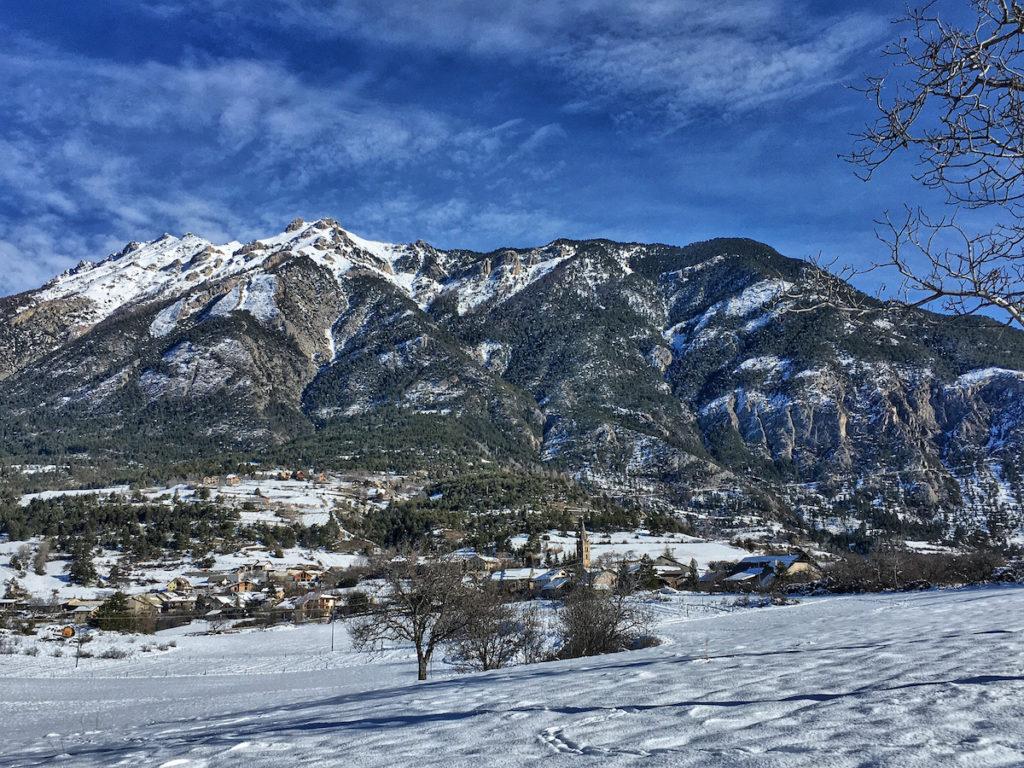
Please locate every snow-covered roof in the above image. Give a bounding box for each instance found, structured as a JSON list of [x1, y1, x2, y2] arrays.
[[489, 568, 535, 581], [737, 554, 802, 567], [724, 568, 765, 582], [539, 576, 571, 592]]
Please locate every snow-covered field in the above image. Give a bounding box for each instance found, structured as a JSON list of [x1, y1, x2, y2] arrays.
[[2, 586, 1023, 767], [507, 530, 751, 571]]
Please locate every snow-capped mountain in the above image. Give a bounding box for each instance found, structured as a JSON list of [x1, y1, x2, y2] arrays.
[[3, 218, 1024, 540]]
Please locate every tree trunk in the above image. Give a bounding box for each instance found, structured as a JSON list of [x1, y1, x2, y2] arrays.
[[417, 652, 428, 680]]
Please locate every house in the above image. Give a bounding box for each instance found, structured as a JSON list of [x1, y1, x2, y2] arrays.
[[734, 552, 819, 577], [225, 475, 241, 486], [538, 574, 572, 597], [581, 568, 619, 592], [166, 576, 193, 592], [208, 572, 262, 591], [159, 592, 196, 613], [722, 552, 821, 590], [698, 561, 740, 588], [287, 569, 322, 585], [236, 560, 274, 575], [488, 567, 535, 592], [0, 598, 21, 614], [64, 598, 104, 618], [652, 553, 686, 569], [70, 604, 100, 621], [228, 579, 258, 594], [284, 592, 336, 622], [126, 594, 161, 617], [530, 568, 572, 597], [441, 549, 503, 573], [202, 475, 219, 487]]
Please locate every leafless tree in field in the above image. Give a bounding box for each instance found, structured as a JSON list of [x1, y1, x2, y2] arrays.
[[557, 586, 653, 658], [33, 541, 50, 576], [349, 551, 469, 680], [845, 0, 1024, 330], [447, 589, 546, 672]]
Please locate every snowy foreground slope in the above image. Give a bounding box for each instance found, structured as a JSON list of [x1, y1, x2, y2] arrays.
[[2, 587, 1023, 767]]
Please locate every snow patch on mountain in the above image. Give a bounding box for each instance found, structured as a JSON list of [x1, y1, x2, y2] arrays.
[[149, 297, 185, 337], [36, 234, 245, 327], [736, 355, 789, 375], [238, 274, 280, 323], [950, 367, 1024, 389], [452, 247, 573, 315], [207, 284, 243, 319], [693, 279, 793, 334], [140, 339, 251, 400]]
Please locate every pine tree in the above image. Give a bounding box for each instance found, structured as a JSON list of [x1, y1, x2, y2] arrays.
[[68, 546, 97, 586]]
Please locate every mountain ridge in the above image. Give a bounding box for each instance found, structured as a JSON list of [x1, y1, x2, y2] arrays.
[[3, 218, 1024, 544]]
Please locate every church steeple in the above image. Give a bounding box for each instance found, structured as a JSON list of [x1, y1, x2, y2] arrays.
[[576, 516, 591, 569]]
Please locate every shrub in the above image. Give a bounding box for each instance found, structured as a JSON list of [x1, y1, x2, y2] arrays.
[[558, 587, 652, 658], [448, 590, 545, 672]]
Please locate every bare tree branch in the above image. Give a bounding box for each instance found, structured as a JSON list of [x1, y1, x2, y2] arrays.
[[843, 0, 1024, 330]]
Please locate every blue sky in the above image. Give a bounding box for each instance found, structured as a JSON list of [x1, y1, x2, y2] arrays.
[[0, 1, 943, 298]]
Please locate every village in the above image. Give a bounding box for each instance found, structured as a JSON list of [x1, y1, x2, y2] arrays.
[[1, 501, 823, 639]]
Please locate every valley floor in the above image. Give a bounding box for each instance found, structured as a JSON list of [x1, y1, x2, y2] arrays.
[[2, 587, 1023, 767]]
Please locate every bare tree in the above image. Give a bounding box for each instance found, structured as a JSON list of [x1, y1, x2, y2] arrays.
[[33, 541, 50, 576], [846, 0, 1024, 329], [447, 589, 545, 672], [558, 586, 653, 658], [349, 552, 469, 680]]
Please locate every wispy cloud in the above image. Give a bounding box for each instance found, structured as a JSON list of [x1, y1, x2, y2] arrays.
[[0, 2, 892, 297], [260, 0, 885, 124], [0, 40, 558, 293]]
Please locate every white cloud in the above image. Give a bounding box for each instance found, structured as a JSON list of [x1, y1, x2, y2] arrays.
[[0, 44, 559, 294], [265, 0, 885, 123]]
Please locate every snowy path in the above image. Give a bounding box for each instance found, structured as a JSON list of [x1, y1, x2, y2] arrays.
[[2, 587, 1023, 767]]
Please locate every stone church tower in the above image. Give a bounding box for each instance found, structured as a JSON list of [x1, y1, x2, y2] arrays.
[[576, 516, 591, 569]]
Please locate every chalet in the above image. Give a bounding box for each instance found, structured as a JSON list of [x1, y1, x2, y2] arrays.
[[236, 560, 275, 575], [287, 569, 322, 585], [274, 592, 336, 622], [202, 475, 219, 487], [0, 598, 21, 614], [207, 572, 263, 590], [159, 592, 196, 613], [292, 592, 336, 621], [225, 475, 241, 486], [228, 579, 258, 594]]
